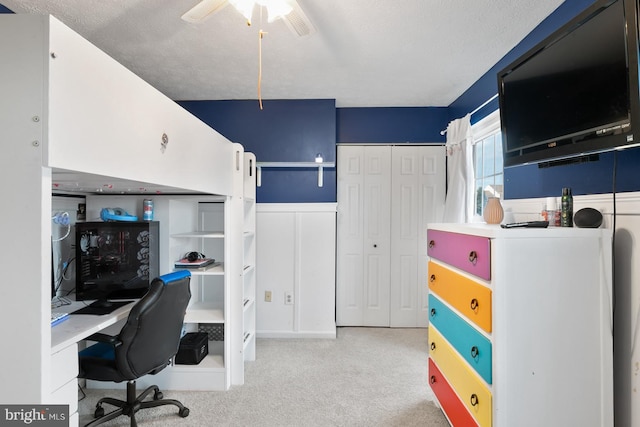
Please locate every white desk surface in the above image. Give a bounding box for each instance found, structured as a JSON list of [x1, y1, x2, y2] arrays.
[[51, 301, 135, 354]]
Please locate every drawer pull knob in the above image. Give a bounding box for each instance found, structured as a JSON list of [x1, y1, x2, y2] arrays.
[[470, 394, 479, 407], [430, 342, 436, 351], [470, 346, 479, 359], [430, 308, 436, 317], [373, 244, 377, 248], [430, 375, 437, 384], [430, 274, 436, 283], [428, 240, 435, 248], [468, 250, 478, 264], [470, 298, 479, 311]]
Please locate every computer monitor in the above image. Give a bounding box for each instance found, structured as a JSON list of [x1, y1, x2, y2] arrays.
[[75, 221, 159, 308]]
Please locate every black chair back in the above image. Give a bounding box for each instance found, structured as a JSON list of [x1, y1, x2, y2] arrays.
[[115, 271, 191, 379]]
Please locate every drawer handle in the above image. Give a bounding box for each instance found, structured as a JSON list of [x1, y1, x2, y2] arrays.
[[430, 342, 436, 351], [470, 346, 479, 359], [428, 239, 435, 248], [430, 375, 437, 384], [430, 308, 436, 317], [429, 274, 436, 283], [468, 250, 478, 264], [470, 298, 479, 311], [470, 394, 479, 407]]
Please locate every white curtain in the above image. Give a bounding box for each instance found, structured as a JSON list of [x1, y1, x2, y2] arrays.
[[442, 114, 474, 223]]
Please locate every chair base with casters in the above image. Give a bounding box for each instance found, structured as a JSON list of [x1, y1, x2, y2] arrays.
[[86, 380, 189, 427]]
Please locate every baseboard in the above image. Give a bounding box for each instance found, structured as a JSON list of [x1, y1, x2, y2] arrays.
[[256, 330, 337, 339]]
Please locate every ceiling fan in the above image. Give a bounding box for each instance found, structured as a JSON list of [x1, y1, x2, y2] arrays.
[[181, 0, 316, 37]]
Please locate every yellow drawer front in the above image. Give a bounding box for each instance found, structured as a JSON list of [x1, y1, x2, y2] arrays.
[[428, 261, 492, 333], [429, 326, 492, 427]]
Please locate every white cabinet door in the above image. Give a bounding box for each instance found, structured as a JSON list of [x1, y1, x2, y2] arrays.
[[390, 146, 446, 327], [337, 145, 391, 326], [337, 145, 445, 327]]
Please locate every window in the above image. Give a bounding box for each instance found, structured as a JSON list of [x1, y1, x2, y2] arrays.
[[472, 110, 503, 218]]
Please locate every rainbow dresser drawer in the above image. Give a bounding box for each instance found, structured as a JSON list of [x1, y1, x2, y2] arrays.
[[428, 260, 492, 333], [427, 229, 491, 280]]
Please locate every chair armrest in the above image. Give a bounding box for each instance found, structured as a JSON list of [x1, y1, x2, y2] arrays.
[[85, 332, 123, 346]]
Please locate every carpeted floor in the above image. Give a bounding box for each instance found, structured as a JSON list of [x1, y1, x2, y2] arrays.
[[78, 327, 449, 426]]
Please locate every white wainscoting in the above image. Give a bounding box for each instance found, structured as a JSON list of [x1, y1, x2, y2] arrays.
[[256, 203, 337, 338], [503, 191, 640, 427]]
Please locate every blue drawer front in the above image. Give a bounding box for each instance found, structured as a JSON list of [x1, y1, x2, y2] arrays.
[[429, 294, 492, 384]]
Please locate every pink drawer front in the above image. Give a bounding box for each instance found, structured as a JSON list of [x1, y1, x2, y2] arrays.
[[427, 229, 491, 280]]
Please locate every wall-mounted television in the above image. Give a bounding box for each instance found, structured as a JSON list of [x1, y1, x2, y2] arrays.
[[498, 0, 640, 168]]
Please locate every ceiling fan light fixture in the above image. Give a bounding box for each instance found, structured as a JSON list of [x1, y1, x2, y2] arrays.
[[229, 0, 256, 25], [258, 0, 293, 22]]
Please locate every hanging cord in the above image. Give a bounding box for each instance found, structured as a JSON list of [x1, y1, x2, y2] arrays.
[[258, 30, 266, 110], [611, 150, 617, 336]]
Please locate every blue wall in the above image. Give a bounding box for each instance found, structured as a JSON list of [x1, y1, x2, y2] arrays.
[[336, 107, 447, 143], [179, 99, 337, 203]]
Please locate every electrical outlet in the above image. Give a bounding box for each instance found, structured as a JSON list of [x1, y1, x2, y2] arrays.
[[265, 291, 272, 302], [285, 291, 293, 305]]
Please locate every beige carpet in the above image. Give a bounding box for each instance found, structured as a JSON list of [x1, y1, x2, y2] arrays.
[[78, 327, 449, 426]]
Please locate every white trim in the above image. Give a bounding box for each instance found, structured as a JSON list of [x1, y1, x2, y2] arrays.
[[471, 109, 501, 144], [256, 330, 337, 339], [257, 203, 338, 212]]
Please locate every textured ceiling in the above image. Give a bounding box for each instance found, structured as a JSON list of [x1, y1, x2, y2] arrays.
[[1, 0, 564, 107]]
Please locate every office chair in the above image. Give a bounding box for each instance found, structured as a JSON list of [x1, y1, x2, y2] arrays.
[[78, 270, 192, 427]]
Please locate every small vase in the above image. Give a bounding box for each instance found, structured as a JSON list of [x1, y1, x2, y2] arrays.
[[483, 197, 504, 224]]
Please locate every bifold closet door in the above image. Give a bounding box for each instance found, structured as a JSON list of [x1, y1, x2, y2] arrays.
[[336, 145, 391, 326], [389, 145, 446, 327]]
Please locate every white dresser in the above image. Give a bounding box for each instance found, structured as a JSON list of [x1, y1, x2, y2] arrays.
[[427, 223, 613, 427]]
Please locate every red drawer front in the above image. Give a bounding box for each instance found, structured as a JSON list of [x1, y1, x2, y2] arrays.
[[427, 229, 491, 280], [429, 358, 479, 427]]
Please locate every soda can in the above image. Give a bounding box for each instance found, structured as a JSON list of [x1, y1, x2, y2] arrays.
[[143, 199, 154, 221]]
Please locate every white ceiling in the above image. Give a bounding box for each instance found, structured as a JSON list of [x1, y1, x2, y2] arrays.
[[1, 0, 564, 108]]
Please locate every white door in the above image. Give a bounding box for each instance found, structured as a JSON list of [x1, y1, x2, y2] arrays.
[[336, 145, 391, 326], [389, 146, 446, 327]]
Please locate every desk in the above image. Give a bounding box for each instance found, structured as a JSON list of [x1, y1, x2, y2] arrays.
[[50, 300, 135, 427], [51, 301, 135, 354]]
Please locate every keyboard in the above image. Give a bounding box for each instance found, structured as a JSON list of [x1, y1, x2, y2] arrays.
[[51, 312, 70, 326]]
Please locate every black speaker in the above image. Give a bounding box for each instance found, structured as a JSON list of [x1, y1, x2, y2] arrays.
[[574, 207, 603, 228]]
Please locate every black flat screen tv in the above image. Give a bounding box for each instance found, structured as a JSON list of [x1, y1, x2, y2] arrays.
[[498, 0, 640, 167]]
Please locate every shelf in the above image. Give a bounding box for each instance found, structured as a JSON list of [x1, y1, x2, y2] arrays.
[[172, 353, 224, 372], [184, 301, 224, 323], [256, 161, 335, 188], [171, 231, 224, 238], [176, 262, 224, 276]]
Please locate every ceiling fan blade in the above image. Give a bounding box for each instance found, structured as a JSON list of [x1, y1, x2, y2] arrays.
[[283, 0, 316, 37], [181, 0, 229, 23]]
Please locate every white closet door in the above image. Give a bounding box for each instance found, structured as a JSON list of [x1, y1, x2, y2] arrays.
[[336, 145, 391, 326], [389, 146, 446, 327]]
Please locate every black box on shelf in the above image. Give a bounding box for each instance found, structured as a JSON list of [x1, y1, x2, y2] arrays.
[[175, 332, 208, 365]]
